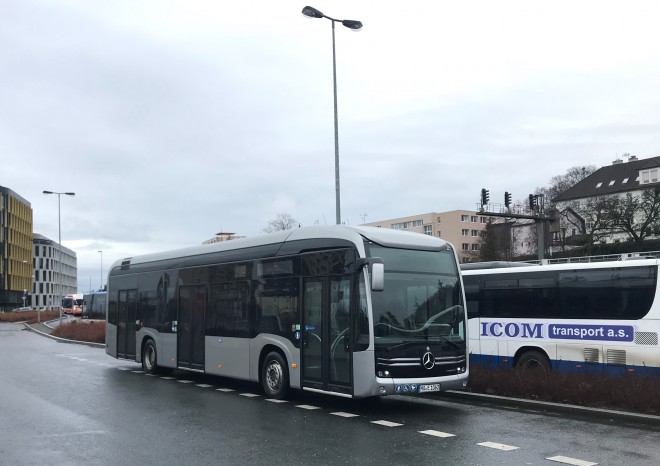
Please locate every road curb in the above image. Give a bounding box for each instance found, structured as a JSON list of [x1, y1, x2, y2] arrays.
[[22, 322, 105, 349], [435, 389, 660, 426]]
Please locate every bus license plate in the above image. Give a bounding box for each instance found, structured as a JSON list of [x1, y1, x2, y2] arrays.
[[418, 384, 440, 393]]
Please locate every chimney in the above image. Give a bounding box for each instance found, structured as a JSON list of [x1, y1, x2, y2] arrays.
[[612, 158, 623, 165], [629, 155, 638, 161]]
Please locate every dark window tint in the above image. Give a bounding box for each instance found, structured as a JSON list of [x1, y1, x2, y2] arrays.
[[302, 249, 355, 276], [467, 266, 656, 320], [255, 278, 299, 343], [207, 281, 250, 337]]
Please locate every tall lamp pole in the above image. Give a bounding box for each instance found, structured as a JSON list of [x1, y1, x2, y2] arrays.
[[43, 191, 75, 326], [98, 250, 103, 291], [302, 6, 362, 225]]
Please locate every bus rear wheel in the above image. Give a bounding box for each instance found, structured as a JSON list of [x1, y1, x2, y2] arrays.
[[142, 340, 160, 375], [516, 350, 551, 372], [261, 351, 289, 399]]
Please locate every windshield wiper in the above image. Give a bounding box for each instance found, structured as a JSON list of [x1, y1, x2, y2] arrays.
[[384, 340, 424, 352], [431, 334, 463, 351]]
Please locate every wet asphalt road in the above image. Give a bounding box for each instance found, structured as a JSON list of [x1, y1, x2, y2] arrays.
[[1, 322, 658, 466]]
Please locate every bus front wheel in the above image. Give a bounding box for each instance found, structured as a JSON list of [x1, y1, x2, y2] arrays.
[[142, 340, 159, 375], [261, 351, 289, 399], [516, 350, 551, 372]]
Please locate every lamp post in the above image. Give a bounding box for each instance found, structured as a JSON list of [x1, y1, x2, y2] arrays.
[[43, 190, 75, 326], [302, 6, 362, 225], [98, 250, 103, 291]]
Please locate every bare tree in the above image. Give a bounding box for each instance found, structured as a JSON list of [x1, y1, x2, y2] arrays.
[[608, 188, 660, 245], [536, 165, 597, 207], [263, 213, 298, 233], [566, 195, 616, 255]]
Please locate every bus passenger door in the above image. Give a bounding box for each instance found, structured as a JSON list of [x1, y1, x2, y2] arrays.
[[117, 289, 137, 359], [178, 285, 206, 371], [301, 277, 352, 394]]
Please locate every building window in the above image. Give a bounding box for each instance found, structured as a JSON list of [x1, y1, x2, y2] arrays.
[[640, 168, 659, 184], [461, 215, 469, 222], [391, 219, 423, 230], [471, 216, 478, 222], [437, 232, 442, 237], [462, 229, 469, 236], [471, 230, 478, 236], [480, 217, 487, 223], [437, 217, 441, 223], [471, 244, 479, 251], [424, 225, 432, 235], [461, 243, 469, 251]]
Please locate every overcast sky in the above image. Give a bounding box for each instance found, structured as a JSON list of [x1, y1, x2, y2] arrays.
[[2, 0, 660, 292]]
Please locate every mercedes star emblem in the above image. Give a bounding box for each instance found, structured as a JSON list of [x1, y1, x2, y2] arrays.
[[421, 351, 435, 370]]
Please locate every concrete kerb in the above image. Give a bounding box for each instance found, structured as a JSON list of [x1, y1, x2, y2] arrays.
[[22, 322, 105, 349], [435, 389, 660, 427]]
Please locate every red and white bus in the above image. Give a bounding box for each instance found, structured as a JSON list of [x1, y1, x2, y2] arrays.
[[62, 294, 84, 316]]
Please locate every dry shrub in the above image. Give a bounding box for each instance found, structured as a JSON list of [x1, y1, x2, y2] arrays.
[[467, 364, 660, 415], [52, 320, 106, 344], [0, 310, 60, 323]]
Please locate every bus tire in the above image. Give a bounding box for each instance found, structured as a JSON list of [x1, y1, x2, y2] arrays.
[[261, 351, 289, 399], [516, 350, 551, 372], [142, 339, 160, 375]]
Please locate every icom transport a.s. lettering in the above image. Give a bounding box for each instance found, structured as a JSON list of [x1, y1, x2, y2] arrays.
[[480, 322, 634, 342]]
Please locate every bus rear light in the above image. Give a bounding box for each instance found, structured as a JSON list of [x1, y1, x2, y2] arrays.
[[502, 358, 509, 364], [575, 364, 582, 369], [291, 363, 297, 369], [217, 364, 222, 369], [627, 368, 635, 373]]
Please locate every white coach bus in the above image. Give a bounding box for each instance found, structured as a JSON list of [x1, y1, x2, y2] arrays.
[[461, 259, 660, 375], [106, 226, 468, 398]]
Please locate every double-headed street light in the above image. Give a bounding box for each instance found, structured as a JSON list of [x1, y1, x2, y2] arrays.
[[302, 6, 362, 225], [43, 190, 75, 326]]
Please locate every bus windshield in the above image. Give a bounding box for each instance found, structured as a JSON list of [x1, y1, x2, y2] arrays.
[[369, 246, 465, 346]]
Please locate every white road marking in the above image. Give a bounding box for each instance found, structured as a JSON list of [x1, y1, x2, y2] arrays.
[[131, 370, 143, 373], [216, 388, 235, 392], [117, 367, 131, 371], [371, 420, 403, 427], [547, 455, 598, 466], [330, 412, 359, 418], [239, 393, 260, 397], [160, 376, 176, 380], [265, 399, 288, 403], [419, 429, 455, 438], [477, 441, 519, 451], [295, 404, 321, 410], [177, 380, 194, 384], [145, 374, 157, 377], [196, 384, 213, 388]]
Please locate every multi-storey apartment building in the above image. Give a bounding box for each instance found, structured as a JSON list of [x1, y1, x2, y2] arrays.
[[364, 210, 488, 262], [32, 233, 77, 309], [0, 186, 33, 311]]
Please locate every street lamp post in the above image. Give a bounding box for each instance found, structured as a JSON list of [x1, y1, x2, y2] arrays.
[[98, 250, 103, 291], [302, 6, 362, 225], [43, 190, 75, 326]]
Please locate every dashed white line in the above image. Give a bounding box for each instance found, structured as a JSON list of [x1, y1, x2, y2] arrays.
[[419, 429, 455, 438], [160, 376, 176, 380], [330, 412, 359, 418], [477, 441, 519, 451], [295, 404, 321, 410], [177, 380, 194, 384], [131, 370, 143, 374], [371, 420, 403, 427], [216, 388, 235, 392], [239, 393, 261, 397], [196, 384, 213, 388], [547, 455, 598, 466], [265, 399, 288, 403]]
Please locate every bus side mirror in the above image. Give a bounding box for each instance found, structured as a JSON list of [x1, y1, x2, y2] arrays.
[[356, 257, 384, 291], [371, 262, 384, 291]]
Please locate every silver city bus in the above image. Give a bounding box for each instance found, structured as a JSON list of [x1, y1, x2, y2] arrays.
[[106, 226, 468, 399]]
